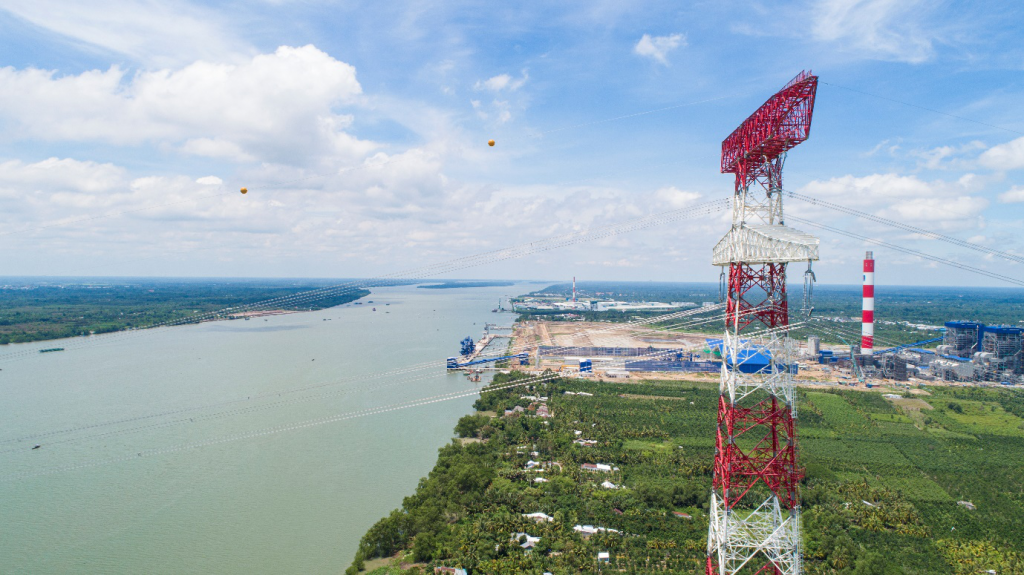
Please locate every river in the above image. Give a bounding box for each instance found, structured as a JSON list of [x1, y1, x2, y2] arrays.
[[0, 282, 537, 574]]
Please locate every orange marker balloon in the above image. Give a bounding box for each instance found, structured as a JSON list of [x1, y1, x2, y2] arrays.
[[488, 140, 495, 147], [240, 187, 248, 194]]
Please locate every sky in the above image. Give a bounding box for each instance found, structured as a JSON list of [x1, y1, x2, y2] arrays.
[[0, 0, 1023, 288]]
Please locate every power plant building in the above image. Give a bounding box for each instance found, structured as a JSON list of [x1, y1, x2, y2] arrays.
[[939, 321, 983, 358], [934, 321, 1024, 382]]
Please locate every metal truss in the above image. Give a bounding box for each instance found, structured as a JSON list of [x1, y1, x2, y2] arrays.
[[730, 156, 785, 227], [708, 496, 801, 575], [718, 331, 798, 407], [724, 262, 789, 332], [707, 70, 818, 575], [721, 70, 818, 186], [707, 331, 802, 574], [712, 225, 819, 267]]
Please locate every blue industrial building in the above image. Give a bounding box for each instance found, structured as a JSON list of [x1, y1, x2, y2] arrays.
[[705, 339, 798, 374]]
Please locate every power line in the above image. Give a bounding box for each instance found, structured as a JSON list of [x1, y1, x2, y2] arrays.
[[821, 81, 1024, 136], [523, 94, 738, 139], [0, 188, 234, 238], [2, 91, 735, 239], [1, 306, 747, 455], [1, 318, 804, 482], [787, 192, 1024, 266], [0, 199, 729, 363], [788, 215, 1024, 288], [0, 304, 727, 449]]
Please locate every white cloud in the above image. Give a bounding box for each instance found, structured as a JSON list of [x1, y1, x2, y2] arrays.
[[979, 136, 1024, 171], [181, 139, 258, 163], [469, 99, 490, 121], [493, 100, 512, 124], [0, 158, 252, 241], [0, 45, 374, 165], [810, 0, 937, 63], [469, 96, 517, 124], [998, 186, 1024, 203], [0, 0, 246, 67], [474, 71, 528, 92], [797, 173, 989, 230], [0, 147, 730, 279], [886, 195, 988, 224], [653, 186, 701, 209], [909, 141, 985, 170], [0, 157, 126, 195], [633, 33, 685, 65]]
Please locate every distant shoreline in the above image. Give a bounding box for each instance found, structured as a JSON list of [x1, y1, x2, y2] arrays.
[[0, 281, 370, 346], [418, 281, 516, 290], [227, 310, 301, 319]]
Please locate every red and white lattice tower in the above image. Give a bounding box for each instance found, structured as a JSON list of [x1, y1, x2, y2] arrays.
[[861, 252, 875, 354], [707, 71, 820, 575]]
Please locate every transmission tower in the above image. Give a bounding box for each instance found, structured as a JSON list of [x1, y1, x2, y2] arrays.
[[707, 71, 820, 575]]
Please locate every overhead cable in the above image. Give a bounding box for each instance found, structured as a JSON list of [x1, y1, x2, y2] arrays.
[[821, 81, 1024, 136], [788, 215, 1024, 288], [0, 199, 729, 363], [788, 192, 1024, 266], [1, 318, 803, 482], [1, 304, 727, 448]]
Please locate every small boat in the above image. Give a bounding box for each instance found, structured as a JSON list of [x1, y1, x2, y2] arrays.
[[32, 445, 41, 450]]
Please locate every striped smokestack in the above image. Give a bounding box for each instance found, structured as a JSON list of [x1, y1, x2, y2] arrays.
[[572, 276, 576, 303], [862, 251, 874, 354]]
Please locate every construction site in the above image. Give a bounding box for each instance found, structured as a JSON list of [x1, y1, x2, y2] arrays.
[[455, 319, 1022, 389], [450, 249, 1024, 389], [432, 70, 1024, 574]]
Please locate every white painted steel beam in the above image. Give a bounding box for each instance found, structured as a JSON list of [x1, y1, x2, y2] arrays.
[[712, 224, 819, 266]]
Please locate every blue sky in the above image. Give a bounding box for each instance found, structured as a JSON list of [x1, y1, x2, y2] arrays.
[[0, 0, 1022, 288]]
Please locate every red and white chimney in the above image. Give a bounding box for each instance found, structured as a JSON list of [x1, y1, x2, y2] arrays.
[[861, 251, 874, 354], [572, 276, 577, 303]]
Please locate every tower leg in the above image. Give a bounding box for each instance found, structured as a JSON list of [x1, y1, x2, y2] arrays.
[[709, 260, 801, 574]]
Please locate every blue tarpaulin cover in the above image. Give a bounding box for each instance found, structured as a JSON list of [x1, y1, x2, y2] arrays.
[[705, 339, 798, 374]]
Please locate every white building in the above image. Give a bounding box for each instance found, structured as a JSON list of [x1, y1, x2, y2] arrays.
[[511, 532, 541, 549], [574, 525, 620, 536], [523, 512, 554, 523]]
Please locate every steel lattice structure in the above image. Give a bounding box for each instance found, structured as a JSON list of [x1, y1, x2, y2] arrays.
[[707, 71, 819, 575]]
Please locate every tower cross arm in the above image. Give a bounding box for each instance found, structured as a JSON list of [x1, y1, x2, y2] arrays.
[[722, 71, 819, 175], [712, 224, 819, 266]]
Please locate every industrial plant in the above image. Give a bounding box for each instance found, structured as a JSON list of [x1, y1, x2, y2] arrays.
[[433, 70, 1023, 575]]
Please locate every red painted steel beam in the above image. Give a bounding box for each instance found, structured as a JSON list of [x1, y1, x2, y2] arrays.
[[721, 71, 818, 175]]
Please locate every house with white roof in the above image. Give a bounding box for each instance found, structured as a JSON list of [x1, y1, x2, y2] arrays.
[[511, 532, 541, 549], [523, 511, 554, 523]]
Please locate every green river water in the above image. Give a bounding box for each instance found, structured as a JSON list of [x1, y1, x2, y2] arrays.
[[0, 283, 534, 574]]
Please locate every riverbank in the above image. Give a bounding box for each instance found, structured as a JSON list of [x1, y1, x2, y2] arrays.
[[0, 283, 530, 575], [0, 277, 370, 345], [346, 372, 1024, 574]]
